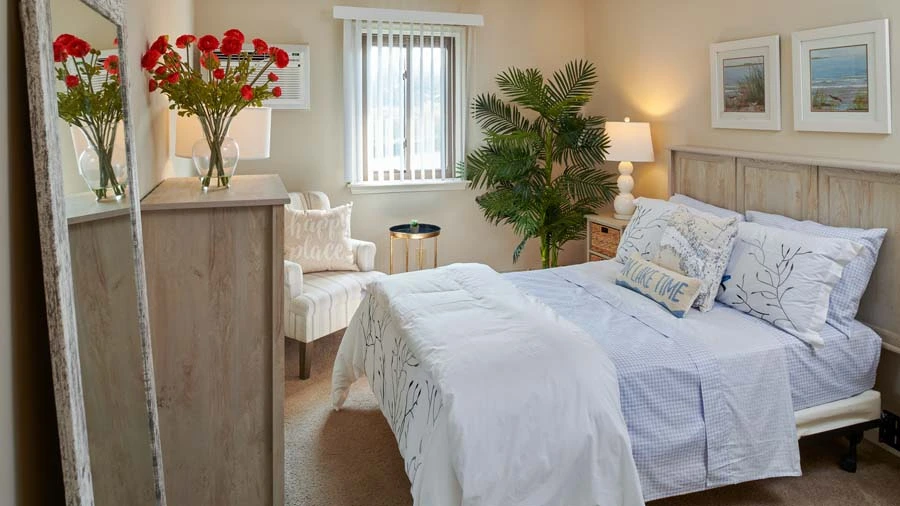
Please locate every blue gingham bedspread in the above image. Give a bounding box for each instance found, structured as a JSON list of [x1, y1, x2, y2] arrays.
[[507, 262, 803, 500]]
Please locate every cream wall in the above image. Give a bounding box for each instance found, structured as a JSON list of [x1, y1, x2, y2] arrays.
[[585, 0, 900, 415], [192, 0, 589, 271], [127, 0, 194, 197]]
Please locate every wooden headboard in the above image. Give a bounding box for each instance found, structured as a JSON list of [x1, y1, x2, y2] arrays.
[[669, 146, 900, 353]]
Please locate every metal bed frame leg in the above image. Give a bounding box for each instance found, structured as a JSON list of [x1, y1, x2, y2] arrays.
[[839, 430, 864, 473]]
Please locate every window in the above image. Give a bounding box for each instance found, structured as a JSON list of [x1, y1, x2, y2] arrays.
[[337, 7, 482, 193]]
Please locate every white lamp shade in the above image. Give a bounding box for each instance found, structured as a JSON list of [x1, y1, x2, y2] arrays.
[[229, 107, 272, 160], [174, 107, 272, 160], [605, 120, 654, 162]]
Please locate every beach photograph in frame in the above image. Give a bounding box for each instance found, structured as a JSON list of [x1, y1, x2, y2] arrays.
[[710, 35, 781, 130], [793, 20, 891, 133]]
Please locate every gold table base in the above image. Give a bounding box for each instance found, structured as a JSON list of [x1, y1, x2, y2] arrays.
[[389, 227, 440, 274]]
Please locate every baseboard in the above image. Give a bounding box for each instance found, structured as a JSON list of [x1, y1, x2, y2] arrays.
[[864, 431, 900, 458]]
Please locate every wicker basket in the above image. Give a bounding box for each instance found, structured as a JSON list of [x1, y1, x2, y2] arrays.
[[590, 222, 620, 258]]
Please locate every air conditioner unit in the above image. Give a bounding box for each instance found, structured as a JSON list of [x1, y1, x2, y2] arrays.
[[212, 43, 310, 110], [57, 49, 118, 93]]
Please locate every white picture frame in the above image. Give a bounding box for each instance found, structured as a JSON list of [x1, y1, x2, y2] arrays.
[[792, 19, 891, 134], [710, 35, 781, 131]]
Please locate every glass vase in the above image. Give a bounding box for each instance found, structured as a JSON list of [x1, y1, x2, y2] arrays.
[[192, 136, 239, 191], [78, 143, 127, 201]]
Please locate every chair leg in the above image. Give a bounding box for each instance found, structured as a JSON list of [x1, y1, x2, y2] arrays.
[[299, 341, 313, 380]]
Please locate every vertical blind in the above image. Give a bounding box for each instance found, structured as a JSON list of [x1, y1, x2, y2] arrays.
[[338, 7, 481, 184]]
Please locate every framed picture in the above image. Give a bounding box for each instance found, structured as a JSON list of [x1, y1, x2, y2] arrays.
[[710, 35, 781, 130], [792, 20, 891, 134]]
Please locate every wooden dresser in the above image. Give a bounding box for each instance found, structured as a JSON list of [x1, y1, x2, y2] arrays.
[[141, 175, 289, 506], [586, 212, 630, 261]]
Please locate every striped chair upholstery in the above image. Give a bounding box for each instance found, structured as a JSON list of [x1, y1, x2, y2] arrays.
[[284, 191, 385, 378]]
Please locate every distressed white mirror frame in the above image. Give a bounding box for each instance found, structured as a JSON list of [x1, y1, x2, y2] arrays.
[[19, 0, 166, 504]]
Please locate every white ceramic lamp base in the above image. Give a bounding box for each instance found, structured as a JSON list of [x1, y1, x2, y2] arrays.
[[613, 160, 635, 220]]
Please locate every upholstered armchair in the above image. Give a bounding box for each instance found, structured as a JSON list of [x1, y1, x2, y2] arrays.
[[284, 192, 386, 379]]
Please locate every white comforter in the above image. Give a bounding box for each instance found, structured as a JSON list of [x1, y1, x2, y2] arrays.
[[333, 263, 644, 506]]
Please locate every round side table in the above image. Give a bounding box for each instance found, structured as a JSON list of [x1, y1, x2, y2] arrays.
[[389, 223, 441, 274]]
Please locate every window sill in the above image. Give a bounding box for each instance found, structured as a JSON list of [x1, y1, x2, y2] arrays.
[[349, 179, 469, 195]]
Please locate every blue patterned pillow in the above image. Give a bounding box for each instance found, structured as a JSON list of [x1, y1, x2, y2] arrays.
[[746, 211, 886, 337], [616, 254, 702, 318]]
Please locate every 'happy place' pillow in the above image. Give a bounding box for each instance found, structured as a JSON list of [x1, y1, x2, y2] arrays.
[[284, 203, 358, 273], [717, 222, 862, 347]]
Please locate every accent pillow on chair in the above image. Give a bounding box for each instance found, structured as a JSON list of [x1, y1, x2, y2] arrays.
[[284, 203, 359, 273], [717, 222, 862, 347], [655, 207, 739, 312]]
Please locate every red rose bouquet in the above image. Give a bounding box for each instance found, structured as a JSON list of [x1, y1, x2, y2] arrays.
[[54, 34, 126, 200], [141, 29, 286, 189]]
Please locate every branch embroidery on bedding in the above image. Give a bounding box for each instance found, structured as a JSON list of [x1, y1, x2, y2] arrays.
[[724, 235, 811, 332], [616, 206, 669, 259], [359, 295, 442, 484]]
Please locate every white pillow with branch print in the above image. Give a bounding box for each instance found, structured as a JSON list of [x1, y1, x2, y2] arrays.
[[717, 222, 862, 347], [615, 198, 678, 263]]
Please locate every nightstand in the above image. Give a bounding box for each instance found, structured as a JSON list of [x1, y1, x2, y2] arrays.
[[586, 212, 630, 261]]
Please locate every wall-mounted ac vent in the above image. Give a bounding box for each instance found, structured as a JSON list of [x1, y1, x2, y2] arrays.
[[212, 43, 310, 110], [57, 49, 118, 94]]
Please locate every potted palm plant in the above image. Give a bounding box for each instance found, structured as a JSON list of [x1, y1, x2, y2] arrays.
[[464, 60, 616, 268]]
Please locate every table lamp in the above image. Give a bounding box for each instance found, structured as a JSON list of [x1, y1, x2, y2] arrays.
[[605, 117, 654, 220], [175, 107, 272, 160]]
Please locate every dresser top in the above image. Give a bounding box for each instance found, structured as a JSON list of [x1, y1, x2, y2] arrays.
[[66, 192, 131, 225], [586, 211, 630, 229], [141, 175, 290, 211]]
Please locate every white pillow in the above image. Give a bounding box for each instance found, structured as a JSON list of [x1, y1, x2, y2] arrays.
[[615, 198, 677, 263], [746, 210, 886, 337], [717, 222, 862, 347], [669, 194, 744, 222], [655, 207, 739, 312], [284, 203, 358, 273]]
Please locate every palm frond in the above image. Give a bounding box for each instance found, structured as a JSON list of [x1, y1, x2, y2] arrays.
[[496, 67, 547, 112], [547, 60, 597, 109]]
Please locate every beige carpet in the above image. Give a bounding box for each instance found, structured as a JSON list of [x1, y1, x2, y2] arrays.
[[284, 333, 900, 506]]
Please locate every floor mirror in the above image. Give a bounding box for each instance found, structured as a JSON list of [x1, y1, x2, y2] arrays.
[[20, 0, 166, 504]]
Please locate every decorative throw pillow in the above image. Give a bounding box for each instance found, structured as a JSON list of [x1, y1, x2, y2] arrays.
[[746, 210, 886, 337], [717, 222, 862, 347], [614, 197, 678, 263], [668, 194, 744, 222], [616, 253, 703, 318], [284, 203, 358, 273], [655, 207, 739, 312]]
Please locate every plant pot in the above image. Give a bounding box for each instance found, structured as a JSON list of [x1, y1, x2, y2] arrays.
[[193, 136, 239, 191]]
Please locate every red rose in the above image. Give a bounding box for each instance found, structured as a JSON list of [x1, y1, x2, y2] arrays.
[[54, 34, 75, 47], [66, 38, 90, 58], [240, 84, 254, 101], [65, 75, 79, 88], [154, 65, 168, 77], [141, 49, 161, 70], [200, 52, 220, 70], [150, 35, 169, 54], [273, 48, 289, 69], [213, 68, 225, 80], [220, 36, 242, 56], [52, 42, 67, 62], [272, 86, 282, 98], [224, 29, 245, 44], [197, 35, 219, 52], [267, 72, 278, 82], [252, 38, 268, 54], [175, 34, 196, 48], [103, 55, 119, 75], [167, 72, 180, 84], [148, 79, 158, 92]]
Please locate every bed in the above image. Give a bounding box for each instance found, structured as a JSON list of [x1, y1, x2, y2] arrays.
[[331, 147, 896, 504]]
